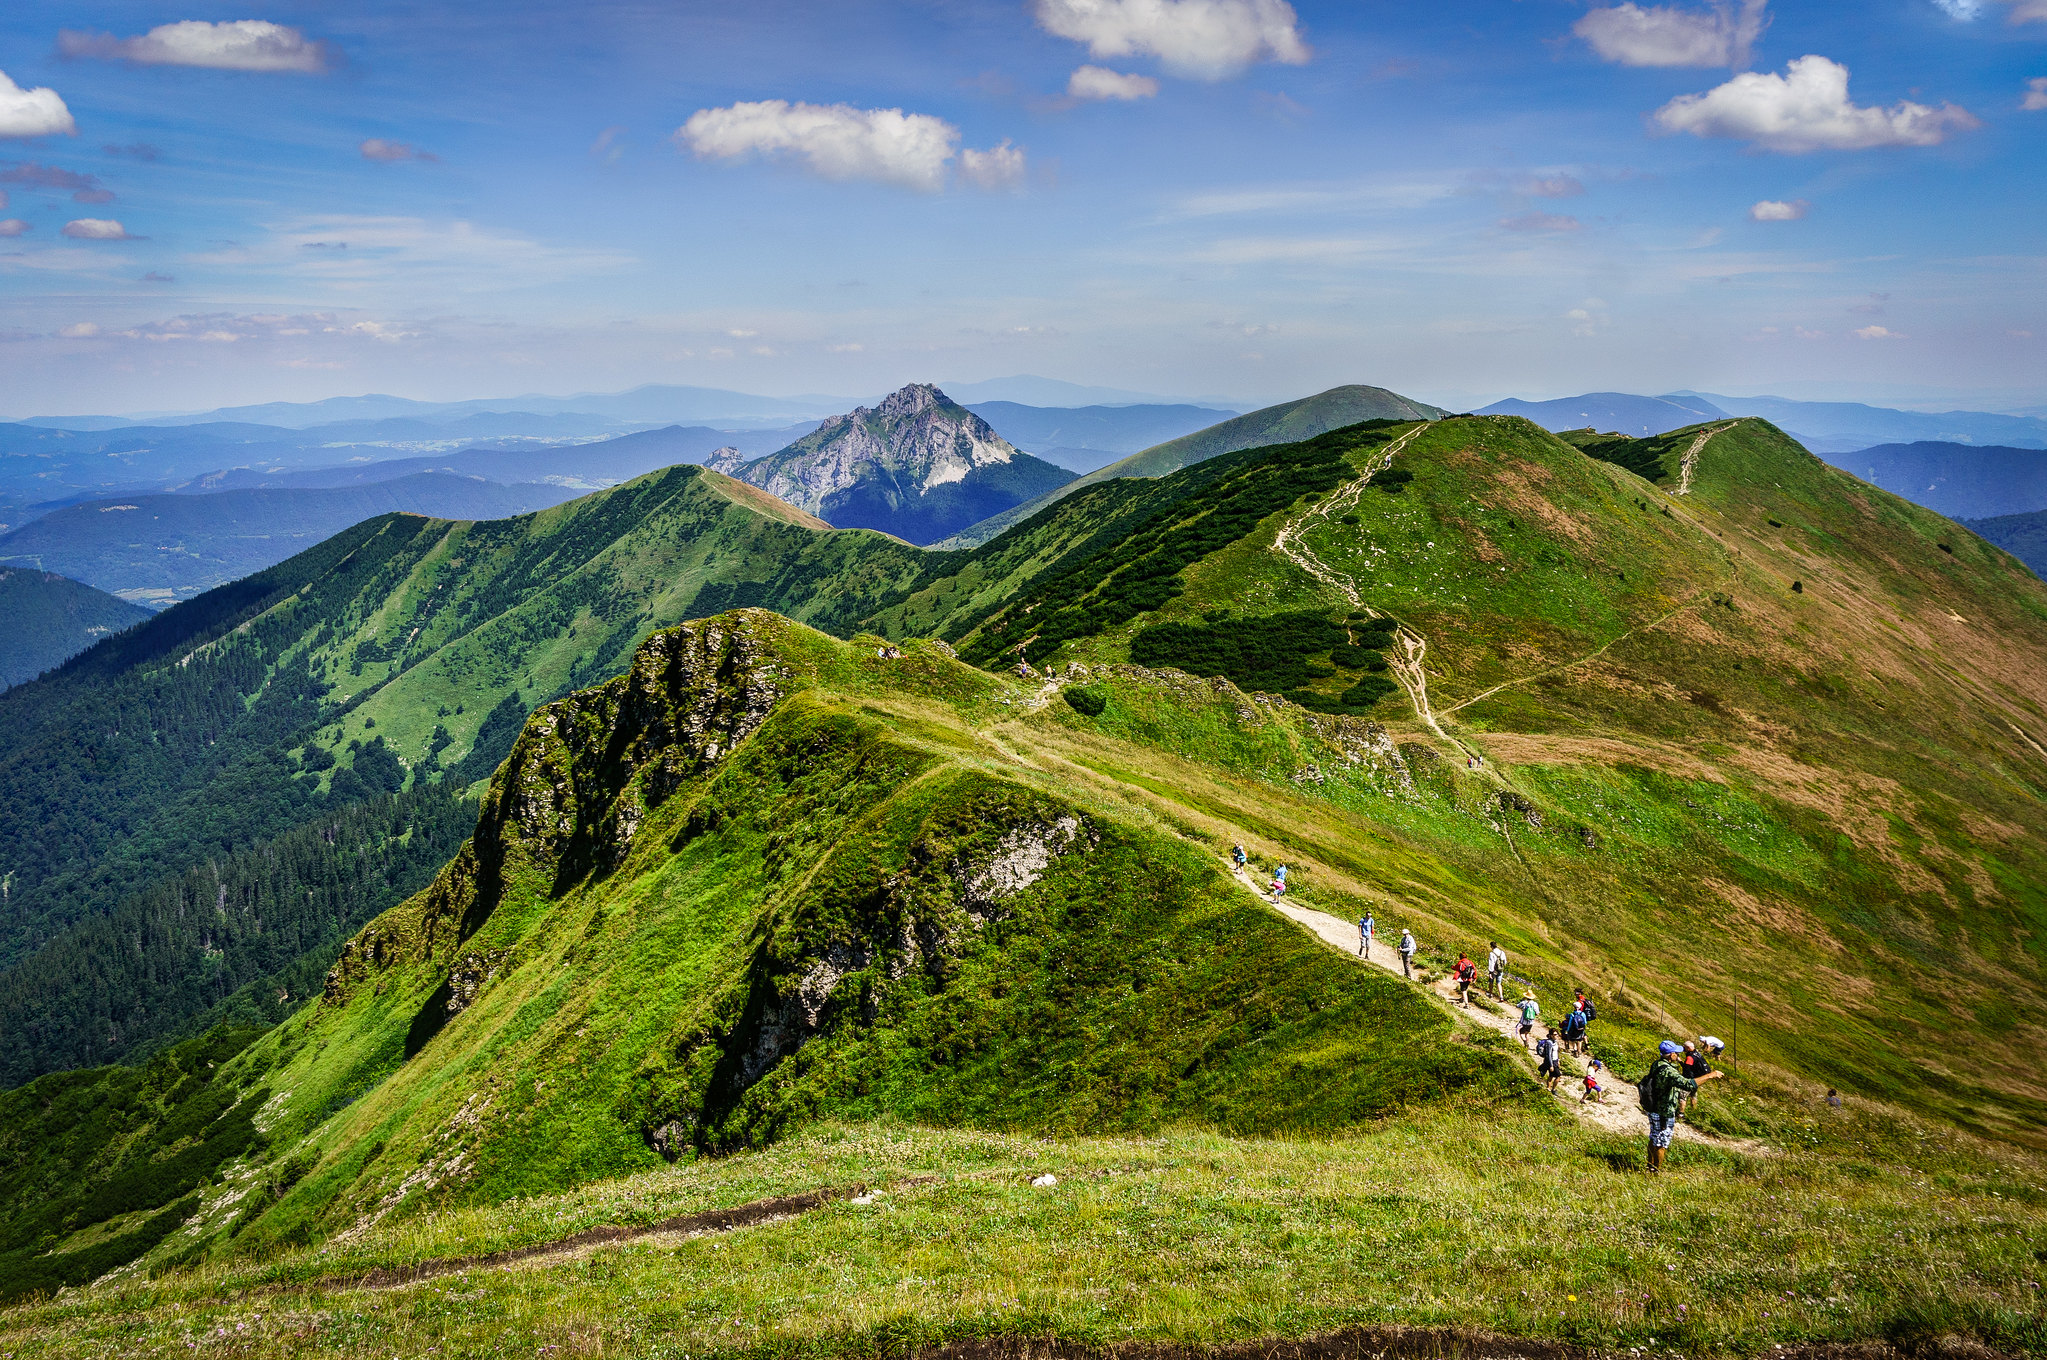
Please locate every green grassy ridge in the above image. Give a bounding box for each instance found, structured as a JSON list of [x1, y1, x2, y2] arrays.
[[933, 383, 1450, 550], [6, 1115, 2045, 1359], [116, 612, 1514, 1269]]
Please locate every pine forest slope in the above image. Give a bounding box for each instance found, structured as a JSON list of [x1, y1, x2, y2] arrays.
[[0, 568, 151, 689], [933, 384, 1449, 548], [1964, 509, 2047, 580], [0, 467, 923, 1081]]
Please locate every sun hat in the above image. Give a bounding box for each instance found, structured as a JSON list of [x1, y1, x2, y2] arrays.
[[1659, 1040, 1682, 1055]]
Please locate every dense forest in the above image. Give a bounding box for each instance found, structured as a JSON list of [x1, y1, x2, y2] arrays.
[[0, 786, 476, 1087]]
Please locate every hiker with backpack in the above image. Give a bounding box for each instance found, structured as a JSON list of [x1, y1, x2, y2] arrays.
[[1399, 929, 1417, 979], [1560, 1003, 1587, 1056], [1637, 1039, 1723, 1172], [1359, 913, 1375, 959], [1454, 952, 1477, 1006], [1232, 844, 1247, 870], [1516, 990, 1540, 1047], [1534, 1027, 1562, 1092], [1486, 941, 1507, 1000], [1679, 1041, 1714, 1111]]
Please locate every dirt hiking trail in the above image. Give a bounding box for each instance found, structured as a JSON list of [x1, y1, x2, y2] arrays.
[[1227, 863, 1751, 1149]]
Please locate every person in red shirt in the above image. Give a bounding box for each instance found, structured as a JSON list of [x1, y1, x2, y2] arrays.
[[1454, 953, 1477, 1007]]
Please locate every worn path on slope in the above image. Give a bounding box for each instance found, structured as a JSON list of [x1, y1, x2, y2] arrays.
[[1226, 862, 1743, 1147], [1268, 423, 1464, 749]]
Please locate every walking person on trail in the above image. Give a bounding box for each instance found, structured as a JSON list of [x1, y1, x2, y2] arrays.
[[1535, 1028, 1562, 1092], [1232, 844, 1247, 870], [1399, 929, 1417, 979], [1359, 913, 1375, 959], [1486, 941, 1507, 1000], [1560, 1003, 1587, 1057], [1638, 1040, 1722, 1173], [1679, 1041, 1712, 1112], [1454, 952, 1477, 1007], [1516, 990, 1541, 1047]]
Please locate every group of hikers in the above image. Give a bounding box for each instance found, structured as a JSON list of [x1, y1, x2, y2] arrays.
[[1239, 844, 1731, 1174]]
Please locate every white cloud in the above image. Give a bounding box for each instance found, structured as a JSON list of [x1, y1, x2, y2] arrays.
[[1518, 174, 1586, 198], [2024, 77, 2047, 111], [960, 140, 1027, 189], [1500, 211, 1582, 232], [61, 218, 131, 240], [678, 100, 960, 192], [1855, 324, 1905, 339], [58, 21, 332, 73], [1655, 56, 1978, 152], [1994, 0, 2047, 19], [1750, 198, 1808, 220], [0, 70, 76, 139], [1574, 0, 1767, 68], [0, 219, 28, 237], [1068, 65, 1161, 100], [1931, 0, 1981, 15], [58, 322, 99, 338], [1033, 0, 1310, 79]]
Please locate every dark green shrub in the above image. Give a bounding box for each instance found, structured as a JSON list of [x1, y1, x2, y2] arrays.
[[1064, 685, 1108, 717]]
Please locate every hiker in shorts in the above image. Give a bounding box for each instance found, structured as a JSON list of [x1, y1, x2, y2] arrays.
[[1454, 952, 1477, 1006], [1359, 913, 1375, 959], [1535, 1028, 1562, 1092], [1516, 990, 1540, 1047], [1638, 1040, 1722, 1172], [1232, 844, 1247, 870], [1581, 1068, 1606, 1104], [1398, 929, 1416, 979], [1486, 941, 1507, 1000]]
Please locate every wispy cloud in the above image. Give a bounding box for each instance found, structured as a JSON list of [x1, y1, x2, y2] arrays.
[[1033, 0, 1310, 79], [2024, 77, 2047, 111], [1656, 56, 1977, 151], [1575, 0, 1769, 68], [360, 139, 438, 163], [1750, 198, 1808, 220], [1500, 212, 1582, 232], [1068, 65, 1160, 101], [1, 161, 112, 202], [58, 21, 333, 74], [960, 140, 1027, 190], [61, 218, 134, 240]]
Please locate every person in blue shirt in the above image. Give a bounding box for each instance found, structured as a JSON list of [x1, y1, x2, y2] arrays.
[[1359, 913, 1375, 958]]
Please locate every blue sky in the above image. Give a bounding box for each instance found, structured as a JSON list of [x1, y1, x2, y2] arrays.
[[0, 0, 2042, 415]]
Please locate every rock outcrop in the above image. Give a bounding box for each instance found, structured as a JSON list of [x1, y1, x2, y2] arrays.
[[720, 384, 1075, 544]]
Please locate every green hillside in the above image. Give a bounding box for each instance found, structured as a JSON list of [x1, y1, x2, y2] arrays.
[[931, 384, 1449, 548], [0, 568, 150, 689], [4, 414, 2047, 1354], [0, 467, 922, 1084]]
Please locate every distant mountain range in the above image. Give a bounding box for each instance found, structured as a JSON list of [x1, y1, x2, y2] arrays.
[[0, 569, 150, 689], [711, 385, 1076, 545], [1964, 510, 2047, 580], [1479, 390, 2047, 453], [0, 476, 581, 606], [1830, 443, 2047, 521]]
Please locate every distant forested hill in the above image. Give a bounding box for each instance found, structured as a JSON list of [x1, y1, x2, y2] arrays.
[[0, 568, 150, 688]]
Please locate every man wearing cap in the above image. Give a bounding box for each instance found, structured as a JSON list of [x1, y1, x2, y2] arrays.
[[1638, 1040, 1722, 1172]]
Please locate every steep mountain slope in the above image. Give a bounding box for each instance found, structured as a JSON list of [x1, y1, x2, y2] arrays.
[[1964, 508, 2047, 578], [714, 385, 1074, 545], [1477, 391, 1731, 436], [0, 569, 150, 688], [1824, 441, 2047, 519], [0, 467, 925, 1083], [934, 384, 1449, 548], [0, 476, 582, 606], [0, 612, 1514, 1288], [873, 414, 2047, 1139]]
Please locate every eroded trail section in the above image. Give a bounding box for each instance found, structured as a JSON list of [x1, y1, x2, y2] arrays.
[[1672, 423, 1735, 497], [1269, 424, 1458, 744]]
